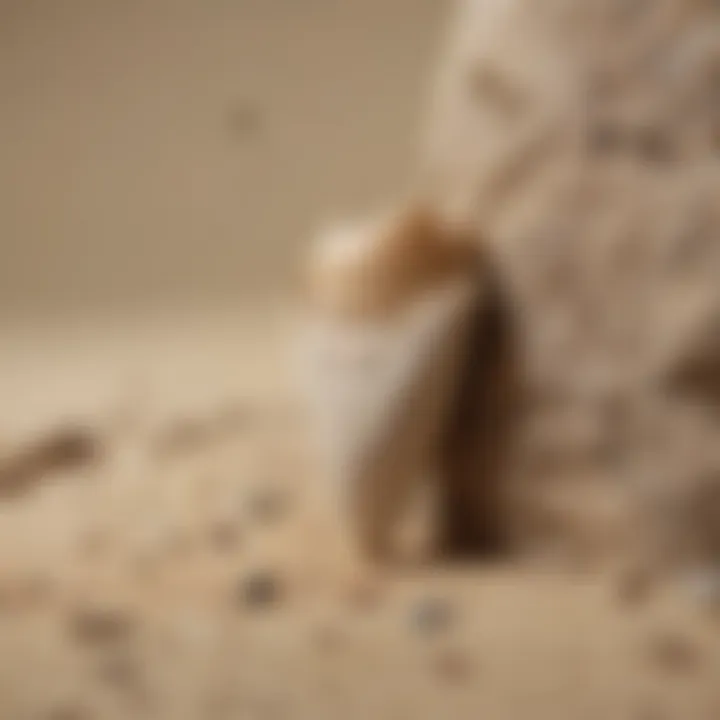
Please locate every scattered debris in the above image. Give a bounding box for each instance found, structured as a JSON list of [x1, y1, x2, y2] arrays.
[[69, 605, 136, 645], [646, 630, 702, 675], [409, 596, 455, 636], [235, 570, 282, 610], [0, 425, 102, 498]]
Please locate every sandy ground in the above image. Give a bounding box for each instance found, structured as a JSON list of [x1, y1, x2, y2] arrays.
[[1, 309, 720, 720], [2, 2, 720, 719]]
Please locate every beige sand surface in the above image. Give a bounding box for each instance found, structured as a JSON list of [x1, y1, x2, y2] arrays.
[[1, 2, 720, 719], [0, 309, 719, 720]]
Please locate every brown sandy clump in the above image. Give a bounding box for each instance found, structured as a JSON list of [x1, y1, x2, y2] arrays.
[[423, 0, 720, 571]]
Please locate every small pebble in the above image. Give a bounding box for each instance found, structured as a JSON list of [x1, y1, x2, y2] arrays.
[[646, 631, 702, 675], [235, 570, 281, 609], [70, 605, 135, 645], [0, 425, 101, 498], [409, 596, 455, 635]]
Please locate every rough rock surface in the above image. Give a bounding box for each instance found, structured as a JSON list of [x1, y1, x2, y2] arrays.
[[422, 0, 720, 569]]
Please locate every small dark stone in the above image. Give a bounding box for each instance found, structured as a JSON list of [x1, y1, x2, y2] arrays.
[[69, 606, 135, 645], [410, 596, 455, 635], [0, 425, 102, 498], [236, 571, 281, 609], [646, 631, 702, 675]]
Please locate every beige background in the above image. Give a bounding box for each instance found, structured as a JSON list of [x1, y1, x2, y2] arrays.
[[0, 0, 448, 322]]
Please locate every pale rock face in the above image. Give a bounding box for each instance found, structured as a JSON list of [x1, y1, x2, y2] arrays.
[[296, 211, 483, 561], [423, 0, 720, 572]]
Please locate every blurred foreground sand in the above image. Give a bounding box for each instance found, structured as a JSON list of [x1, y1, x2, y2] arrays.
[[1, 309, 720, 720]]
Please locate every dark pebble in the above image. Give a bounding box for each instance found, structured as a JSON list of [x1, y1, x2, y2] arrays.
[[70, 606, 135, 645], [236, 571, 281, 609], [410, 596, 455, 635], [646, 631, 702, 675]]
